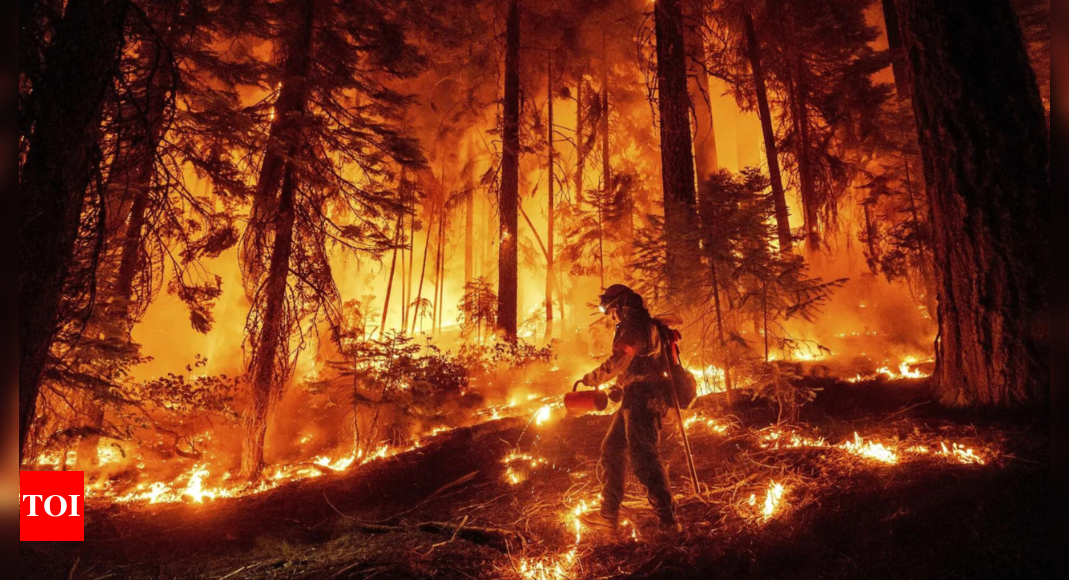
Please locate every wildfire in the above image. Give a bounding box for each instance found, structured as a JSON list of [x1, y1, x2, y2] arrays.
[[688, 366, 728, 396], [685, 413, 732, 435], [761, 428, 827, 450], [848, 358, 933, 383], [503, 451, 549, 486], [841, 433, 899, 465], [747, 481, 788, 523]]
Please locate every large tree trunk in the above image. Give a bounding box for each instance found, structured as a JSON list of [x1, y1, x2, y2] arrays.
[[498, 0, 520, 340], [895, 0, 1049, 407], [655, 0, 701, 302], [241, 0, 315, 479], [684, 0, 719, 182], [745, 13, 793, 254], [19, 0, 129, 464]]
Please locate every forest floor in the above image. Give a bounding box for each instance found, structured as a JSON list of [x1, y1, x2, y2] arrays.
[[20, 380, 1049, 580]]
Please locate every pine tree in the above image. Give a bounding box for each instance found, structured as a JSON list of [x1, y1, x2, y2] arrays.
[[19, 0, 131, 464], [654, 0, 702, 303], [498, 0, 521, 341], [895, 0, 1049, 408], [238, 0, 427, 479]]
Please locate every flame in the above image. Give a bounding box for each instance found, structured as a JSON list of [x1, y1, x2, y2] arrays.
[[841, 433, 899, 465], [761, 428, 826, 450], [534, 405, 554, 426], [684, 413, 731, 435]]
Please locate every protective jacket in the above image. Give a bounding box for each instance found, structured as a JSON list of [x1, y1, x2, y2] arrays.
[[582, 307, 667, 391]]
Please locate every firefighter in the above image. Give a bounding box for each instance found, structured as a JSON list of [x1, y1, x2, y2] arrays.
[[577, 285, 682, 535]]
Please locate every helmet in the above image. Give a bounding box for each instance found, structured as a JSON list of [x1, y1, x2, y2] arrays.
[[599, 284, 642, 312]]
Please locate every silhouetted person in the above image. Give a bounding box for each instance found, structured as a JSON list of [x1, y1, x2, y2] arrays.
[[577, 285, 681, 535]]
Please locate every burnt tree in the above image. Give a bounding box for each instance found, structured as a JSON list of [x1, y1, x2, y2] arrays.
[[895, 0, 1049, 407], [498, 0, 521, 340], [18, 0, 129, 463], [654, 0, 701, 301]]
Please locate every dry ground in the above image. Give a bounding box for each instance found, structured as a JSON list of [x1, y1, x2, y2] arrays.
[[20, 381, 1049, 580]]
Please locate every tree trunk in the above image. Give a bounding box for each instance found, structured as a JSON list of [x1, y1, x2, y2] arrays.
[[654, 0, 701, 302], [411, 207, 434, 335], [19, 0, 129, 463], [498, 0, 520, 340], [685, 0, 719, 182], [745, 13, 793, 254], [790, 60, 821, 252], [241, 0, 315, 479], [379, 214, 403, 340], [545, 56, 556, 342], [575, 73, 586, 211], [896, 0, 1049, 407], [881, 0, 911, 99], [465, 139, 475, 286], [243, 163, 298, 479]]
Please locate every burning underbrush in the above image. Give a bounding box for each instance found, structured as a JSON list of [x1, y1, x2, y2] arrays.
[[22, 378, 1047, 580]]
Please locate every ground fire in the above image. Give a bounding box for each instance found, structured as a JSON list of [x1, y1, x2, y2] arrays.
[[18, 0, 1047, 579]]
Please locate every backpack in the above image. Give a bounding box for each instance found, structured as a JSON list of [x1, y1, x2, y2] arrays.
[[653, 320, 699, 409]]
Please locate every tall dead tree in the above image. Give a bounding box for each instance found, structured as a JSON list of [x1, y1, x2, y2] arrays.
[[895, 0, 1049, 407], [498, 0, 521, 341], [18, 0, 130, 463], [744, 12, 793, 253], [654, 0, 701, 301]]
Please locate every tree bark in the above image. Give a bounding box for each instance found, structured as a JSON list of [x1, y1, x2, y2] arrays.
[[655, 0, 701, 302], [498, 0, 521, 340], [241, 0, 315, 479], [19, 0, 129, 464], [745, 13, 793, 254], [896, 0, 1049, 407]]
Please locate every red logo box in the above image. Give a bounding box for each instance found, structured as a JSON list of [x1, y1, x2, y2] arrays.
[[20, 471, 85, 542]]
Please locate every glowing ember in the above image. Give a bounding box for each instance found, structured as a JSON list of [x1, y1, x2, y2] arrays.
[[503, 451, 549, 486], [761, 428, 827, 450], [685, 413, 731, 435], [841, 433, 899, 465]]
